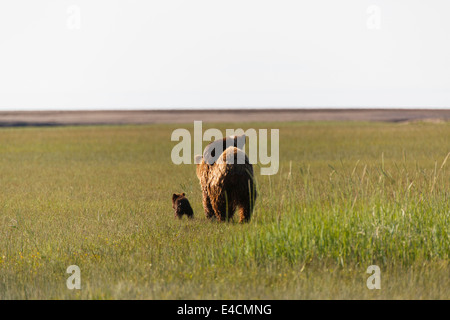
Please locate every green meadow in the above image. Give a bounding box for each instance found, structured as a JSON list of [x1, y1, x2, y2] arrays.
[[0, 121, 448, 299]]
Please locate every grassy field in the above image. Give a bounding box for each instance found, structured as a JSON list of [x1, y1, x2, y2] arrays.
[[0, 121, 448, 299]]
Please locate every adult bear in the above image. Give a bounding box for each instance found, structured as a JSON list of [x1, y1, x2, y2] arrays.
[[195, 137, 257, 223]]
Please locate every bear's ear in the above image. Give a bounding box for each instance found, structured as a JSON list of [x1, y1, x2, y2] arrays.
[[182, 192, 185, 197], [172, 193, 178, 202], [194, 154, 203, 164]]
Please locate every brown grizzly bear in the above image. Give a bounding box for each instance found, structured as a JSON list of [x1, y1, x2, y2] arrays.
[[172, 193, 194, 219], [195, 145, 257, 223]]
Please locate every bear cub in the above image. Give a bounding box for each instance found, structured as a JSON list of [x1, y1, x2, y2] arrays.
[[172, 193, 194, 219]]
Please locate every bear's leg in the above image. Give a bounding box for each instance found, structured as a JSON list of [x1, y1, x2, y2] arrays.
[[213, 203, 235, 222], [186, 207, 194, 219], [211, 196, 225, 222], [212, 192, 236, 222], [238, 181, 256, 223], [224, 202, 236, 222], [238, 204, 251, 223], [224, 191, 237, 221], [202, 189, 214, 219]]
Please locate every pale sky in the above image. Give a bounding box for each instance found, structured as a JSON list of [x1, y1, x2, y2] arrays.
[[0, 0, 449, 110]]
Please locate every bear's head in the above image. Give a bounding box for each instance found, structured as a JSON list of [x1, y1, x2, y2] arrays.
[[202, 134, 246, 165], [172, 192, 186, 208]]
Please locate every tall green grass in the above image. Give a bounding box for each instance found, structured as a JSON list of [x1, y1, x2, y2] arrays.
[[0, 122, 448, 299]]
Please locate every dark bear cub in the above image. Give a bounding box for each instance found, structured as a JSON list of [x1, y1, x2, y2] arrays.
[[172, 193, 194, 219]]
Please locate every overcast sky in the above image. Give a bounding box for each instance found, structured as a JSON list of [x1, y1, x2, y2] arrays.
[[0, 0, 449, 110]]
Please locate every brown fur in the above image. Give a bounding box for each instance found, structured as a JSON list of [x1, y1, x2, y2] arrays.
[[172, 193, 194, 219], [196, 146, 257, 223]]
